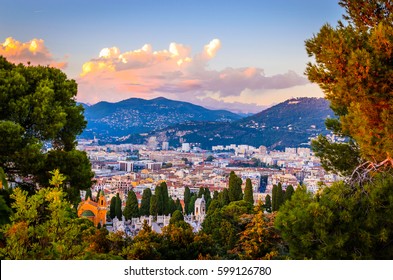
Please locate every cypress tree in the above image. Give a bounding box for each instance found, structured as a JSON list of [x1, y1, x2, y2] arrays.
[[184, 186, 191, 214], [219, 188, 230, 207], [244, 178, 254, 205], [175, 198, 183, 212], [155, 185, 164, 215], [284, 185, 295, 202], [168, 197, 177, 215], [109, 196, 116, 219], [228, 171, 243, 202], [264, 194, 272, 213], [85, 188, 92, 201], [272, 185, 278, 212], [139, 188, 152, 216], [189, 194, 197, 215], [161, 182, 170, 215], [124, 189, 139, 220], [115, 193, 122, 220], [149, 195, 158, 216]]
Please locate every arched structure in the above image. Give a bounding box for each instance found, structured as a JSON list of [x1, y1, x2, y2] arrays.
[[77, 194, 108, 227]]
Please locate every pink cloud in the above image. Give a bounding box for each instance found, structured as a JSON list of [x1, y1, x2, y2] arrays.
[[0, 37, 67, 69], [77, 39, 311, 111]]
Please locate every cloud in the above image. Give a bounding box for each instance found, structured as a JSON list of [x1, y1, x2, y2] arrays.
[[77, 39, 314, 112], [0, 37, 67, 69]]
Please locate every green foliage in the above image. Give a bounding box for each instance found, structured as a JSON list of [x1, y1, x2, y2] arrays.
[[0, 195, 12, 226], [85, 188, 92, 201], [139, 188, 152, 216], [284, 185, 295, 202], [124, 189, 139, 220], [115, 193, 122, 220], [244, 178, 254, 205], [264, 194, 272, 213], [188, 194, 197, 215], [170, 210, 184, 225], [272, 184, 284, 211], [276, 175, 393, 259], [0, 57, 92, 203], [175, 198, 183, 212], [109, 196, 116, 219], [219, 188, 230, 207], [168, 197, 177, 215], [202, 200, 253, 257], [0, 187, 95, 259], [149, 195, 158, 217], [305, 0, 393, 163], [160, 182, 170, 215], [311, 135, 361, 176], [228, 171, 243, 202], [184, 186, 191, 214]]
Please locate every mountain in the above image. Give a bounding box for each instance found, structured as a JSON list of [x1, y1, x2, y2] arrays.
[[81, 97, 241, 139], [132, 97, 335, 150]]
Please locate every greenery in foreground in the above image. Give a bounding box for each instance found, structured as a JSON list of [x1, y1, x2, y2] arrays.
[[1, 0, 393, 259]]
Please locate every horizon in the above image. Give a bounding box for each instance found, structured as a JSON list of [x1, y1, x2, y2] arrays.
[[0, 0, 342, 113]]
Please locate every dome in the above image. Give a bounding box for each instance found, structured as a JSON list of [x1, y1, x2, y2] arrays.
[[81, 210, 95, 217]]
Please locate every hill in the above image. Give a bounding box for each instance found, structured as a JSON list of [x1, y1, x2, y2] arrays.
[[132, 97, 335, 150], [81, 97, 241, 139]]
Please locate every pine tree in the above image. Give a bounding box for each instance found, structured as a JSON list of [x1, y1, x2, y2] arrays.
[[139, 188, 152, 216], [306, 0, 393, 172], [228, 171, 243, 202], [124, 189, 139, 220], [244, 178, 254, 205]]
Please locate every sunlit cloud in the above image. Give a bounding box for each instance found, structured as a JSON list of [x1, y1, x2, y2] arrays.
[[0, 37, 67, 69], [77, 39, 315, 112]]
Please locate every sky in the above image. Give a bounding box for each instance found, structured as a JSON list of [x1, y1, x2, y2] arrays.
[[0, 0, 343, 113]]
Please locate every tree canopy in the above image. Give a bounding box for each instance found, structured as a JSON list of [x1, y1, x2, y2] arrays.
[[0, 56, 93, 202], [306, 0, 393, 172]]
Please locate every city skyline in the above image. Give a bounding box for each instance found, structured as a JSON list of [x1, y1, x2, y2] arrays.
[[0, 0, 342, 113]]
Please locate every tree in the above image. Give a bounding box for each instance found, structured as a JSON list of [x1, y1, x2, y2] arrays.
[[188, 195, 197, 215], [124, 189, 139, 220], [233, 212, 284, 260], [0, 56, 93, 203], [115, 193, 122, 220], [109, 196, 116, 219], [169, 210, 184, 225], [205, 155, 215, 162], [149, 195, 158, 217], [184, 186, 191, 214], [264, 194, 272, 213], [305, 0, 393, 173], [244, 178, 254, 205], [175, 198, 183, 212], [284, 185, 295, 202], [139, 188, 152, 216], [168, 197, 177, 215], [276, 175, 393, 259], [160, 182, 170, 215], [85, 188, 93, 201], [272, 184, 284, 211], [0, 187, 95, 259], [219, 188, 230, 207], [154, 185, 164, 215], [228, 171, 243, 202]]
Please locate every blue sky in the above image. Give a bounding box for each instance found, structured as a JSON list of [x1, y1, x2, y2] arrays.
[[0, 0, 343, 113]]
